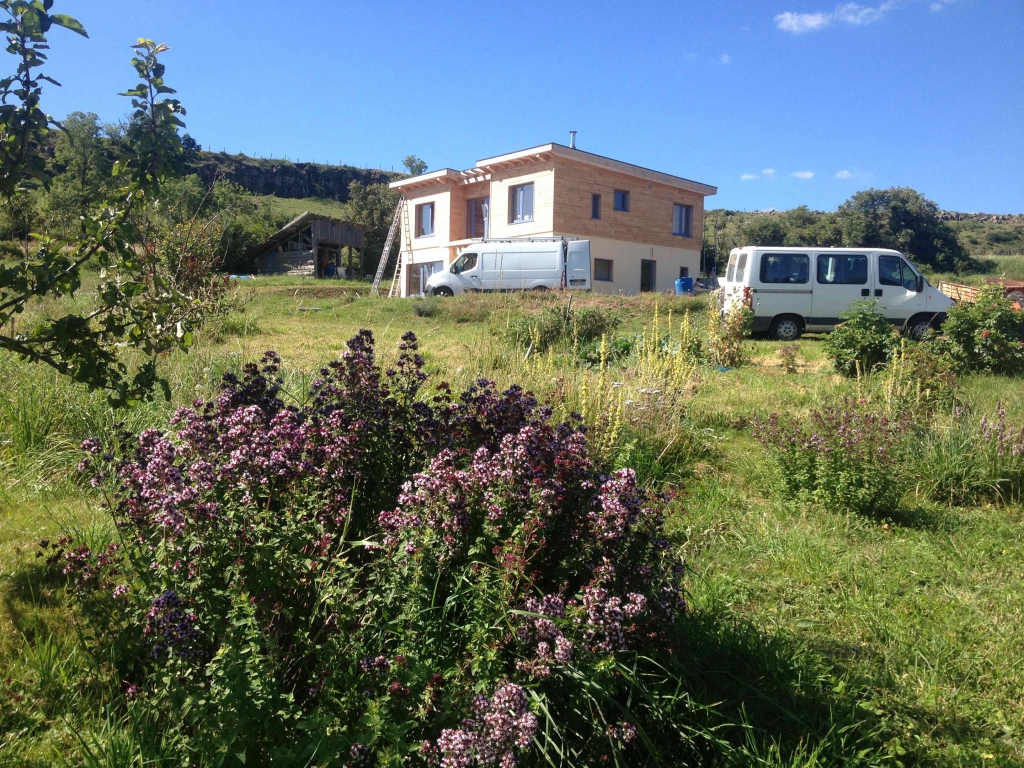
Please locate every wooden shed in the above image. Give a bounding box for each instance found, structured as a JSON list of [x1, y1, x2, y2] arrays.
[[247, 212, 366, 278]]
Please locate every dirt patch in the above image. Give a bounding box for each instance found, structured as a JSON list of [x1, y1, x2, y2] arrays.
[[259, 286, 363, 300]]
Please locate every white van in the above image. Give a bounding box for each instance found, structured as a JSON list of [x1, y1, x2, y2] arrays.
[[425, 239, 591, 296], [721, 247, 954, 341]]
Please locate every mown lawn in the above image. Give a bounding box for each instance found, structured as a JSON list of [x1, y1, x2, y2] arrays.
[[2, 278, 1023, 765]]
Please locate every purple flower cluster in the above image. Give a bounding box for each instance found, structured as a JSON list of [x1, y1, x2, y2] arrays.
[[143, 591, 202, 661], [437, 683, 538, 768]]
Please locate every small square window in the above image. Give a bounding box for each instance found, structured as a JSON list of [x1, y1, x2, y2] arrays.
[[679, 267, 689, 278], [673, 203, 692, 237], [591, 194, 601, 220], [614, 190, 630, 212], [594, 258, 613, 281], [509, 183, 534, 224], [415, 202, 434, 237]]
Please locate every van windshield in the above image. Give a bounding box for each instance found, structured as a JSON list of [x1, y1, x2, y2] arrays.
[[452, 253, 478, 274]]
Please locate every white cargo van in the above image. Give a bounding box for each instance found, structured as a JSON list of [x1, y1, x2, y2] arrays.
[[721, 247, 954, 341], [425, 239, 591, 296]]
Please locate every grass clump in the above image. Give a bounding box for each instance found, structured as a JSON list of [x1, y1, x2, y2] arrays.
[[501, 304, 619, 352]]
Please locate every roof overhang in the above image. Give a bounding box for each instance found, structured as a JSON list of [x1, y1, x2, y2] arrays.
[[244, 211, 364, 258], [389, 168, 462, 192]]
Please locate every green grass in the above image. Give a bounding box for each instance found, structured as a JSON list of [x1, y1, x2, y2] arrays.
[[2, 280, 1024, 765], [260, 194, 350, 221]]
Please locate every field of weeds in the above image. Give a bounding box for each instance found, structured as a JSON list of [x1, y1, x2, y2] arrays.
[[2, 279, 1024, 766]]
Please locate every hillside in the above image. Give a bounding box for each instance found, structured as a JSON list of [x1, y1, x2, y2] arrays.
[[188, 151, 402, 204]]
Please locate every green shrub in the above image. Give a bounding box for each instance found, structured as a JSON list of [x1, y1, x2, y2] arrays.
[[411, 297, 440, 317], [824, 300, 898, 377], [501, 305, 619, 352], [754, 400, 912, 516], [936, 285, 1024, 375]]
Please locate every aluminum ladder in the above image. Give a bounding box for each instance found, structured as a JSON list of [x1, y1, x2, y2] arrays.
[[371, 199, 405, 296]]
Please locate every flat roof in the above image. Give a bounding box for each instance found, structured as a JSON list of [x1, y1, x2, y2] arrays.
[[390, 142, 717, 196]]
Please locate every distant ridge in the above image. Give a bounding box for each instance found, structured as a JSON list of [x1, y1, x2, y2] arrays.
[[189, 151, 404, 203]]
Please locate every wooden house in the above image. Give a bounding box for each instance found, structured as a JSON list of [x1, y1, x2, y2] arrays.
[[248, 212, 365, 277], [388, 142, 717, 296]]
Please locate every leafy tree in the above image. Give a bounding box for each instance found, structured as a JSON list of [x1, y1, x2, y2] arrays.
[[43, 111, 113, 236], [402, 154, 427, 176], [837, 187, 978, 272], [342, 179, 399, 277], [740, 214, 786, 246], [0, 4, 212, 405]]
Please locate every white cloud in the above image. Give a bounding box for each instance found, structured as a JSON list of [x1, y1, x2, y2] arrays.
[[930, 0, 954, 10], [835, 169, 853, 179], [740, 173, 759, 180], [792, 171, 815, 179], [762, 168, 777, 177], [720, 53, 731, 64], [775, 0, 898, 34], [684, 51, 698, 61]]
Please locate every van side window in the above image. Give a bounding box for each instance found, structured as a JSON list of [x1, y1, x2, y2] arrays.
[[735, 253, 748, 283], [760, 253, 809, 284], [878, 255, 902, 286], [900, 259, 918, 291], [726, 253, 738, 282], [452, 253, 477, 274], [817, 253, 867, 285]]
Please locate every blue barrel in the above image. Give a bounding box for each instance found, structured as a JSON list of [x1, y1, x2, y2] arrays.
[[675, 277, 694, 295]]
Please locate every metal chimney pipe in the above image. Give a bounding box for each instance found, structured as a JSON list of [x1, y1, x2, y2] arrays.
[[569, 130, 577, 149]]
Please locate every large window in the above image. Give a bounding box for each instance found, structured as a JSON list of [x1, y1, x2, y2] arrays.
[[878, 254, 919, 291], [673, 203, 692, 237], [594, 258, 613, 281], [415, 202, 434, 238], [817, 253, 867, 285], [591, 193, 601, 220], [760, 253, 810, 284], [509, 183, 534, 223], [614, 190, 630, 212], [466, 197, 488, 239]]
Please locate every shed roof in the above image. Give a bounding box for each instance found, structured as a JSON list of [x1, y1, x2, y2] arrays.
[[245, 212, 365, 257]]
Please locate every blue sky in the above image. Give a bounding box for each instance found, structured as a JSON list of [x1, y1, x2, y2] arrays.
[[34, 0, 1024, 213]]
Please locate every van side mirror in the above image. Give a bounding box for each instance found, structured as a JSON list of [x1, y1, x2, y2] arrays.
[[916, 275, 924, 293]]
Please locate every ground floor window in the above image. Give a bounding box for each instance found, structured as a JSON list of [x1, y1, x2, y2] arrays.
[[679, 266, 689, 278], [407, 260, 444, 295], [594, 258, 613, 282], [641, 259, 656, 292]]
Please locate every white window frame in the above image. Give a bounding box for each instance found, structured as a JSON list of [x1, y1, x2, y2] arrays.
[[509, 183, 534, 224], [415, 202, 434, 238]]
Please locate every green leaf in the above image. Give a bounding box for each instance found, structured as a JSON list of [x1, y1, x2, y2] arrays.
[[50, 14, 88, 37]]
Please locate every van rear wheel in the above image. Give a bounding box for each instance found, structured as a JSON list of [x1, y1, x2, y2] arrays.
[[769, 316, 802, 342]]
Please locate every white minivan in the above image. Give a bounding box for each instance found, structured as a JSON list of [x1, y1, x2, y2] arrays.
[[721, 247, 954, 341], [425, 239, 592, 296]]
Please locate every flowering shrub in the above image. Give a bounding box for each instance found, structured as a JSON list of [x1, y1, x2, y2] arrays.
[[54, 330, 694, 766], [936, 285, 1024, 375], [753, 399, 912, 515], [707, 300, 752, 368]]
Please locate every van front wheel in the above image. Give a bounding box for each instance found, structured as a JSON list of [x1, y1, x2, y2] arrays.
[[769, 316, 803, 342], [433, 286, 454, 297]]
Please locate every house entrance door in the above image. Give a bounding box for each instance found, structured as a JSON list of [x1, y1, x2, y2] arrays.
[[640, 259, 656, 292]]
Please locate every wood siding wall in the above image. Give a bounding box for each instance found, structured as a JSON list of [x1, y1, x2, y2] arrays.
[[551, 159, 704, 251], [258, 251, 315, 276], [311, 219, 364, 249]]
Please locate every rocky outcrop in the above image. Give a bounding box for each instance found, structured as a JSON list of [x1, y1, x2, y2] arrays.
[[189, 152, 402, 202]]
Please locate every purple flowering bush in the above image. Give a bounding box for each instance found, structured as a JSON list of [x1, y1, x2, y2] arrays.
[[753, 399, 913, 516], [53, 330, 696, 766]]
